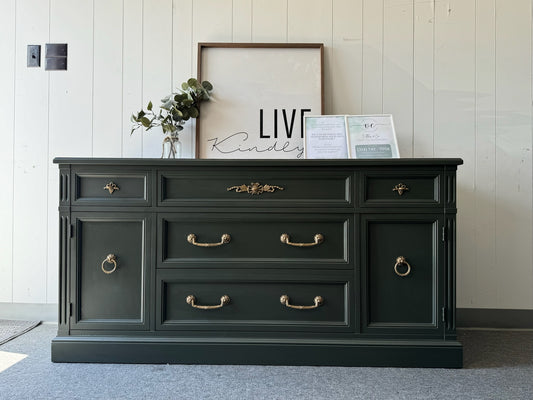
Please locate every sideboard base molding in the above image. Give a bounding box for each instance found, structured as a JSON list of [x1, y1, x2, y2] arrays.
[[51, 337, 463, 368]]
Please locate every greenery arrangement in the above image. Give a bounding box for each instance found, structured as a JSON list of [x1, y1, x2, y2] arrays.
[[131, 78, 213, 157]]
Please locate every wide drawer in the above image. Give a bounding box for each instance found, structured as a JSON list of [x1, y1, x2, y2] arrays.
[[159, 213, 352, 268], [159, 168, 353, 207], [360, 170, 441, 207], [156, 269, 352, 333], [72, 167, 150, 206]]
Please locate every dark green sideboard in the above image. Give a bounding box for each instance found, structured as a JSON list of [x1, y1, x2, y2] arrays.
[[52, 158, 463, 367]]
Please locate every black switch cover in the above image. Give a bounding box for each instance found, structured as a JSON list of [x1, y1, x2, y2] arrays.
[[45, 43, 68, 71], [45, 57, 67, 71], [27, 45, 41, 67], [46, 43, 67, 57]]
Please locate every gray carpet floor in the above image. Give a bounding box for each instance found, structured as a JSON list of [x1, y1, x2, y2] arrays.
[[0, 324, 531, 400]]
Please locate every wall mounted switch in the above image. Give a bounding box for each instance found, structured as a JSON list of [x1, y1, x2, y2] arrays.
[[27, 45, 41, 67], [45, 43, 68, 71]]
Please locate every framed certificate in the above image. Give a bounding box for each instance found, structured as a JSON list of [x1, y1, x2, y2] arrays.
[[303, 115, 349, 159], [346, 114, 399, 159]]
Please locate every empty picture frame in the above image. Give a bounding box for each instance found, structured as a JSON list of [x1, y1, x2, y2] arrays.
[[196, 43, 324, 159]]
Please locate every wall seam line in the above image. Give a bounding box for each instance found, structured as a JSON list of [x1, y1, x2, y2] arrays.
[[11, 0, 17, 303], [45, 0, 51, 303]]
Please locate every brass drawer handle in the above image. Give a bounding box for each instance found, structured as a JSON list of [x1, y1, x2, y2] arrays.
[[186, 295, 230, 310], [187, 233, 231, 247], [392, 183, 409, 196], [394, 256, 411, 277], [280, 233, 324, 247], [227, 182, 284, 195], [280, 295, 324, 310], [101, 254, 117, 274], [103, 182, 120, 194]]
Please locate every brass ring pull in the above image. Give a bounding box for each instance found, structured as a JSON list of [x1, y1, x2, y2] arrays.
[[101, 254, 117, 274], [103, 182, 120, 194], [394, 256, 411, 277], [280, 295, 324, 310], [186, 295, 230, 310], [392, 183, 409, 196], [280, 233, 324, 247], [187, 233, 231, 247]]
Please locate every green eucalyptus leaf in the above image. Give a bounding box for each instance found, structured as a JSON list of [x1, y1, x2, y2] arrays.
[[189, 107, 199, 118], [187, 78, 198, 87], [147, 101, 153, 111], [181, 82, 189, 91], [141, 117, 151, 127], [201, 81, 213, 91]]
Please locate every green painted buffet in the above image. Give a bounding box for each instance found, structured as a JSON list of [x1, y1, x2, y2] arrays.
[[52, 158, 463, 367]]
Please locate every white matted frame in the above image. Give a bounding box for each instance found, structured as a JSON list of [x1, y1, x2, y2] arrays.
[[303, 115, 349, 159], [345, 114, 400, 159], [196, 43, 324, 159]]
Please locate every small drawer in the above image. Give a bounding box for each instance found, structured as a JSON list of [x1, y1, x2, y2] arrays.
[[361, 171, 441, 207], [159, 213, 351, 268], [156, 269, 352, 333], [159, 168, 352, 207], [73, 168, 150, 206]]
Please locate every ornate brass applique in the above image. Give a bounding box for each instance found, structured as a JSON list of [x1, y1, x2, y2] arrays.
[[103, 182, 120, 194], [392, 183, 409, 196], [227, 182, 284, 195]]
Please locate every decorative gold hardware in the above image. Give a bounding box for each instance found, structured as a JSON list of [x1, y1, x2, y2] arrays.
[[280, 233, 324, 247], [227, 182, 284, 195], [392, 183, 409, 196], [187, 233, 231, 247], [186, 295, 230, 310], [394, 256, 412, 277], [280, 295, 324, 310], [101, 254, 117, 274], [103, 182, 120, 194]]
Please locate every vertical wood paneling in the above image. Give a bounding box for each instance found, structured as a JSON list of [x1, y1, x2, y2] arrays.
[[413, 0, 434, 157], [434, 0, 477, 308], [361, 0, 384, 114], [122, 0, 143, 157], [93, 0, 123, 157], [172, 0, 194, 158], [474, 0, 497, 307], [233, 0, 252, 42], [47, 0, 94, 303], [252, 0, 287, 42], [12, 0, 50, 303], [383, 0, 414, 157], [0, 0, 16, 302], [142, 0, 173, 158], [332, 0, 363, 115], [494, 0, 533, 308]]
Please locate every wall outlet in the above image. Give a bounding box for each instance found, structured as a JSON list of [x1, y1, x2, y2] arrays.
[[27, 45, 41, 67]]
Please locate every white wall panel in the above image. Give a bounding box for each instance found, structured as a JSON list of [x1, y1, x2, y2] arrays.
[[474, 0, 497, 307], [434, 0, 477, 308], [331, 0, 362, 115], [12, 0, 50, 303], [233, 0, 252, 42], [122, 0, 144, 157], [494, 0, 533, 309], [361, 0, 384, 114], [383, 0, 414, 158], [93, 0, 123, 157], [0, 0, 16, 302], [252, 0, 287, 42]]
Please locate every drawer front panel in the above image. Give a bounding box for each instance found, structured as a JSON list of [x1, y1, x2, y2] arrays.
[[159, 213, 351, 267], [159, 169, 352, 207], [71, 213, 151, 330], [156, 270, 352, 332], [361, 171, 441, 207], [361, 214, 443, 334], [73, 169, 149, 205]]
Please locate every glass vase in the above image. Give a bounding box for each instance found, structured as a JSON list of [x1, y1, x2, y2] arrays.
[[161, 133, 181, 159]]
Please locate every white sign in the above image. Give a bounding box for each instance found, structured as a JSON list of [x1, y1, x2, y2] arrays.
[[197, 43, 323, 159], [304, 115, 349, 159], [346, 114, 399, 158]]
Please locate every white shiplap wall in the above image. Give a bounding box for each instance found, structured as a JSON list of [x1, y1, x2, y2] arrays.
[[0, 0, 532, 312]]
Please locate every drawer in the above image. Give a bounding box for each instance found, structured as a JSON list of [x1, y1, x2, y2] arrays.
[[156, 269, 352, 333], [73, 168, 150, 206], [159, 213, 352, 268], [361, 171, 441, 207], [159, 168, 352, 207]]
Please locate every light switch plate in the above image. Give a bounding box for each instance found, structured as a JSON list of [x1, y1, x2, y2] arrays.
[[27, 45, 41, 67]]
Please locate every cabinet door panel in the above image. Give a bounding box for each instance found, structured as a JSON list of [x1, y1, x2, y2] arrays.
[[71, 213, 150, 330], [361, 215, 443, 335]]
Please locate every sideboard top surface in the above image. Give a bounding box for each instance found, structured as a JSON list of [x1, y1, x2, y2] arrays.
[[53, 158, 463, 167]]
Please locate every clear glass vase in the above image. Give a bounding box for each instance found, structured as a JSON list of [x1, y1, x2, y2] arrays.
[[161, 133, 181, 158]]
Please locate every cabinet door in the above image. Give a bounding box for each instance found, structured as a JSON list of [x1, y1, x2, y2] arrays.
[[361, 214, 444, 336], [70, 213, 151, 330]]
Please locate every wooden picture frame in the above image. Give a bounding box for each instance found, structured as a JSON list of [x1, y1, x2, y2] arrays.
[[196, 43, 324, 159]]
